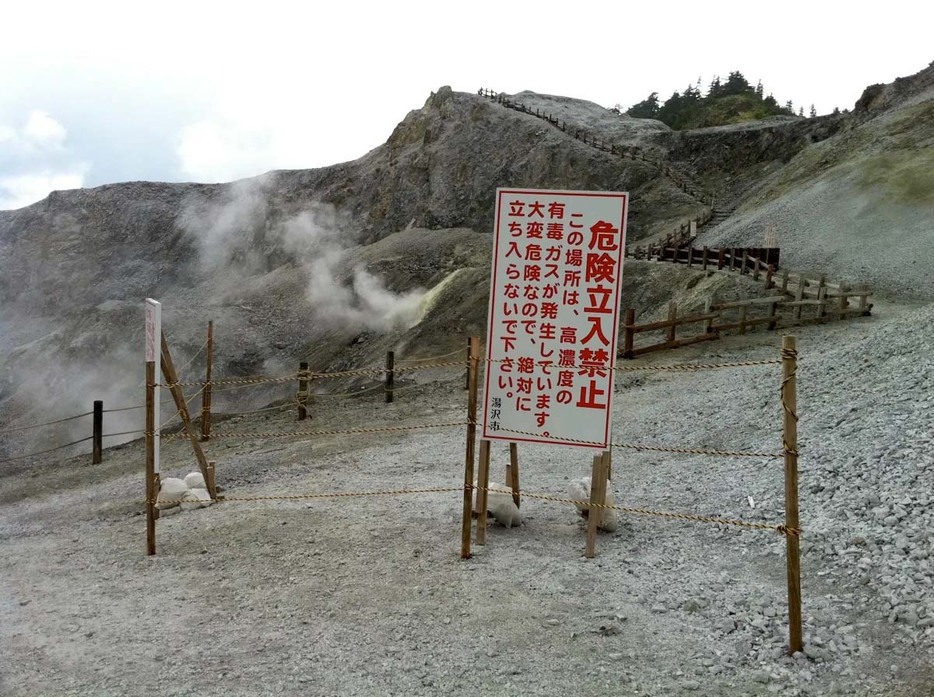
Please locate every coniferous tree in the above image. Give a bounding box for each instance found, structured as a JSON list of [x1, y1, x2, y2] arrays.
[[798, 106, 804, 117], [755, 80, 764, 98], [626, 92, 660, 119], [786, 100, 794, 112], [809, 104, 817, 118]]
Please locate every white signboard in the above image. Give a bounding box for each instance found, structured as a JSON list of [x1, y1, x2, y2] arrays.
[[482, 189, 628, 449], [145, 298, 161, 473]]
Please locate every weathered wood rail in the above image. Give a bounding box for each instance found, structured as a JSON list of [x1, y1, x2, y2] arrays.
[[620, 290, 873, 359]]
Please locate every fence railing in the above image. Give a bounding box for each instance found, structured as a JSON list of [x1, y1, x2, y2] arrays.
[[621, 293, 873, 359]]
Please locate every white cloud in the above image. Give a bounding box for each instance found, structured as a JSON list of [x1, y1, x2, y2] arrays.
[[0, 172, 84, 210], [22, 111, 68, 149], [0, 110, 86, 209]]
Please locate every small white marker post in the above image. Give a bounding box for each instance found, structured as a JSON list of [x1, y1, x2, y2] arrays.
[[145, 298, 162, 555]]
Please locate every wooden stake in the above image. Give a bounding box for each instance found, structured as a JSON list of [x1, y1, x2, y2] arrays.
[[92, 400, 103, 464], [460, 336, 481, 559], [717, 248, 725, 270], [297, 361, 309, 420], [200, 320, 213, 441], [160, 332, 215, 499], [623, 308, 635, 359], [476, 440, 491, 545], [702, 246, 709, 270], [464, 337, 470, 390], [739, 304, 748, 335], [793, 278, 804, 321], [782, 336, 803, 654], [385, 351, 395, 404], [781, 269, 790, 296], [667, 302, 677, 344], [145, 361, 156, 556], [585, 453, 609, 558], [206, 460, 217, 502], [509, 442, 520, 508]]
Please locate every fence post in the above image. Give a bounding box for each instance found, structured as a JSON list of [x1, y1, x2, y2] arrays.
[[297, 362, 309, 420], [508, 443, 520, 508], [817, 276, 827, 318], [92, 400, 103, 464], [781, 336, 803, 655], [623, 308, 635, 359], [476, 439, 491, 545], [585, 452, 609, 559], [702, 246, 709, 270], [206, 460, 217, 501], [200, 320, 213, 441], [781, 269, 790, 296], [765, 264, 774, 291], [385, 351, 395, 404], [838, 283, 850, 318], [718, 248, 725, 270], [145, 361, 157, 556], [464, 337, 470, 390], [667, 302, 677, 344], [741, 250, 749, 274], [461, 336, 481, 559]]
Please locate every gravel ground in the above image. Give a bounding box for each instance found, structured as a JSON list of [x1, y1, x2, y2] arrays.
[[2, 302, 933, 696]]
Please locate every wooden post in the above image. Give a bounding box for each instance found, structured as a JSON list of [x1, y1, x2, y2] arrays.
[[742, 250, 749, 275], [385, 351, 395, 404], [200, 320, 213, 441], [667, 302, 677, 344], [739, 304, 748, 334], [781, 269, 790, 296], [838, 283, 850, 318], [297, 361, 309, 420], [206, 460, 217, 501], [687, 246, 694, 268], [765, 265, 774, 291], [160, 332, 215, 499], [768, 301, 779, 331], [145, 361, 157, 556], [464, 337, 470, 390], [817, 286, 828, 322], [704, 299, 715, 334], [623, 308, 635, 359], [508, 443, 520, 508], [585, 452, 609, 559], [92, 400, 103, 464], [793, 278, 804, 321], [718, 248, 725, 270], [461, 336, 481, 559], [702, 246, 709, 270], [781, 336, 803, 655], [752, 258, 760, 281], [476, 440, 491, 545]]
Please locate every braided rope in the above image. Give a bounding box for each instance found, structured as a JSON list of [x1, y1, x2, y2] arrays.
[[470, 486, 798, 535], [497, 427, 779, 458], [484, 357, 780, 373], [0, 410, 93, 434], [395, 347, 465, 365], [154, 420, 468, 441], [152, 486, 460, 506]]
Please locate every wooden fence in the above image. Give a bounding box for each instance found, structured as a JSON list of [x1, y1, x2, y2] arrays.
[[620, 290, 873, 359], [627, 244, 781, 272]]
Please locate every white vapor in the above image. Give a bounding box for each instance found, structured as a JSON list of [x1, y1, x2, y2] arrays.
[[182, 182, 425, 332]]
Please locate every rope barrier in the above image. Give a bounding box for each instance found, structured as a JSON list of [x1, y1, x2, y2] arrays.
[[154, 420, 468, 441], [394, 359, 470, 374], [211, 402, 301, 417], [0, 436, 94, 466], [489, 489, 800, 536], [102, 430, 146, 439], [148, 482, 798, 537], [174, 336, 210, 378], [152, 486, 461, 506], [0, 411, 93, 435], [395, 347, 465, 366], [158, 374, 299, 389], [497, 427, 780, 458], [485, 357, 781, 373]]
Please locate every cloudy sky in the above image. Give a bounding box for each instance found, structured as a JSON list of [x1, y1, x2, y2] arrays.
[[1, 0, 931, 210]]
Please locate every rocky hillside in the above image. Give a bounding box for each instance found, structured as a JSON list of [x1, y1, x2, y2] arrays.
[[1, 62, 933, 458]]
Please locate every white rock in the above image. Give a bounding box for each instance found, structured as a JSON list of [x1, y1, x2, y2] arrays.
[[568, 476, 619, 532], [157, 477, 189, 509], [184, 471, 206, 489], [180, 488, 213, 511], [473, 483, 521, 528]]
